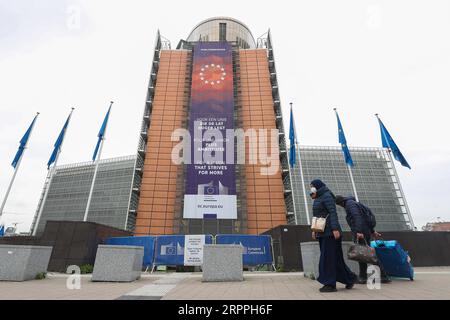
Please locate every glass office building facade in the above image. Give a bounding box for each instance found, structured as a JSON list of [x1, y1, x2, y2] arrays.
[[31, 155, 141, 235], [289, 146, 413, 231]]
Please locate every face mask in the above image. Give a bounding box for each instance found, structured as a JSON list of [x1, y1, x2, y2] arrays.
[[310, 187, 317, 194]]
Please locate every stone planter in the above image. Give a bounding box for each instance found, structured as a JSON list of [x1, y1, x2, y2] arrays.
[[0, 245, 53, 281], [300, 241, 359, 280], [203, 244, 244, 282], [92, 245, 144, 282]]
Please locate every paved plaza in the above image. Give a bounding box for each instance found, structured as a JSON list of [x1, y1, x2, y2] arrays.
[[0, 267, 449, 300]]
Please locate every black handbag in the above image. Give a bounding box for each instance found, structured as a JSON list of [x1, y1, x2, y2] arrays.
[[347, 239, 379, 265]]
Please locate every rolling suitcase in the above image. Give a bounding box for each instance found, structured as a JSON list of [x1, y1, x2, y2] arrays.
[[370, 240, 414, 280]]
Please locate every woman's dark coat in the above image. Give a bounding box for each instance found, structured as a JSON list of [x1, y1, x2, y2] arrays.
[[312, 186, 342, 237]]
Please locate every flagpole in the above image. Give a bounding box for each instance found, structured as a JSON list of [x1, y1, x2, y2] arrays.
[[385, 148, 415, 230], [334, 108, 359, 202], [288, 103, 298, 225], [347, 164, 359, 202], [291, 103, 310, 225], [0, 112, 39, 220], [295, 142, 310, 224], [83, 101, 113, 222], [287, 153, 298, 225], [32, 108, 74, 236], [375, 113, 415, 230]]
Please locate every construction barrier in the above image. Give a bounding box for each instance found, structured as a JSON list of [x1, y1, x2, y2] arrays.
[[105, 236, 156, 267], [105, 234, 274, 269], [216, 234, 274, 266], [153, 234, 214, 266]]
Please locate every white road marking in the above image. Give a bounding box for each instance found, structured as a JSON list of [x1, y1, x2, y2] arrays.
[[123, 273, 189, 298]]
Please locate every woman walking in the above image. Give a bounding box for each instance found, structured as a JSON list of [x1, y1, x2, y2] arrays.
[[310, 179, 356, 292]]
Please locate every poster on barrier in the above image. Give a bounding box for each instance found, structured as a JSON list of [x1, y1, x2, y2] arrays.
[[184, 235, 206, 266], [216, 235, 273, 266], [154, 235, 213, 266], [155, 235, 185, 266]]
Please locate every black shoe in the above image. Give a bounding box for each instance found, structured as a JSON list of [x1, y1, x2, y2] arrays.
[[381, 278, 392, 284], [319, 285, 337, 293], [356, 277, 367, 285], [345, 282, 354, 290]]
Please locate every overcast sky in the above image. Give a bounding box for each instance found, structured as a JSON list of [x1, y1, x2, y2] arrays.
[[1, 0, 449, 232]]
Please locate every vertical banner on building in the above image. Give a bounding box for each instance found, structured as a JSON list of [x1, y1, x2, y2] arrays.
[[183, 234, 206, 266], [183, 42, 237, 219]]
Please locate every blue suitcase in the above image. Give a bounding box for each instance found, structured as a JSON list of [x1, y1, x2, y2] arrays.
[[370, 240, 414, 280]]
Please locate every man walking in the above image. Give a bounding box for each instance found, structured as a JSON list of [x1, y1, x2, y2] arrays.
[[335, 195, 391, 284]]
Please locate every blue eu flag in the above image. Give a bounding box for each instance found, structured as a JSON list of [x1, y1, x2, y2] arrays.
[[11, 114, 38, 168], [47, 112, 72, 169], [335, 110, 354, 167], [377, 117, 411, 169], [289, 106, 296, 168], [92, 105, 112, 161]]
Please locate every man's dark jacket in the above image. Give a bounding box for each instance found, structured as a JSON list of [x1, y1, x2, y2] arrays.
[[312, 186, 342, 237], [342, 196, 374, 236]]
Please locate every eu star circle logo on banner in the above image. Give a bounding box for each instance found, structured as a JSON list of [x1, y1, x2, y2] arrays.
[[199, 64, 226, 86]]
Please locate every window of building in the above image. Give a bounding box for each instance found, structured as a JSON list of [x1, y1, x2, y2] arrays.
[[219, 23, 227, 41]]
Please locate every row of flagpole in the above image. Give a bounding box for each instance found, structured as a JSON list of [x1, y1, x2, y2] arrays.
[[288, 103, 414, 229], [0, 102, 114, 235], [1, 100, 414, 231]]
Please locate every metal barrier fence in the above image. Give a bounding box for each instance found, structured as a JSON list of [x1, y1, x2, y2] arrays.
[[105, 234, 275, 272]]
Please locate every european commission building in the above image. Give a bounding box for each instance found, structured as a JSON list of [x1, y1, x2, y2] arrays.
[[30, 17, 413, 235]]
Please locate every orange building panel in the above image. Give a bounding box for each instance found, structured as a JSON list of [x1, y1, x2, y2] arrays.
[[239, 49, 287, 234], [135, 50, 190, 236]]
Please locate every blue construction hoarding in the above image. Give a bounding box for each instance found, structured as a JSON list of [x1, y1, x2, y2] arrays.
[[104, 234, 273, 267], [216, 234, 273, 266], [105, 236, 156, 267], [154, 235, 214, 266]]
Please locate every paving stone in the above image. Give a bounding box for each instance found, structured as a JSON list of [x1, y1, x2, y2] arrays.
[[116, 295, 162, 300], [124, 284, 176, 296], [0, 268, 450, 300]]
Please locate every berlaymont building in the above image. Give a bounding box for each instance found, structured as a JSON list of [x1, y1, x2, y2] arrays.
[[30, 17, 413, 236]]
